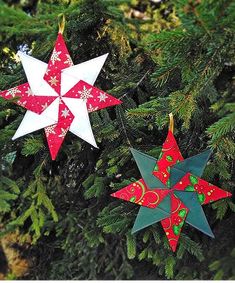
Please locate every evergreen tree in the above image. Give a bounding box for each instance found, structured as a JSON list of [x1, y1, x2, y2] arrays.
[[0, 0, 234, 279]]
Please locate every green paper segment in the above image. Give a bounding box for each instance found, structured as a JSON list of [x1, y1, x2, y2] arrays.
[[130, 148, 166, 189], [131, 195, 171, 234], [170, 149, 212, 187], [174, 191, 214, 238]]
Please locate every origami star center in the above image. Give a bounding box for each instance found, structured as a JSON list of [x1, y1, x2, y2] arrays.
[[168, 188, 176, 194]]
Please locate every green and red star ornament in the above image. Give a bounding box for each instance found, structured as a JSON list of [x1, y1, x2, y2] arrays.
[[111, 114, 232, 251]]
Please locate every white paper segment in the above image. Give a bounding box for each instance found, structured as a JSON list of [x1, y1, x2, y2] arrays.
[[62, 98, 98, 148], [17, 51, 58, 97], [12, 98, 59, 140], [61, 53, 109, 95], [12, 111, 54, 140], [41, 97, 60, 121]]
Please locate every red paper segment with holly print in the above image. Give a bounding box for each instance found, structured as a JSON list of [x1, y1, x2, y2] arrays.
[[172, 172, 232, 205], [153, 130, 184, 186], [161, 194, 188, 252]]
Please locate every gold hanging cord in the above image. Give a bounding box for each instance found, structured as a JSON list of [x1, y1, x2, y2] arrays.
[[58, 13, 65, 34], [169, 113, 174, 133]]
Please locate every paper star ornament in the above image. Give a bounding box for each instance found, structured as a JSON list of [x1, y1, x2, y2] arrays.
[[0, 32, 121, 160], [111, 114, 232, 251]]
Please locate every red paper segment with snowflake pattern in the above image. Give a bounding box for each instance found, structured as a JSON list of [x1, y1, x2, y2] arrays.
[[0, 83, 56, 114], [63, 80, 122, 112], [111, 179, 170, 209], [161, 194, 188, 252], [45, 99, 74, 160], [153, 130, 184, 186], [44, 33, 74, 94], [172, 172, 232, 205]]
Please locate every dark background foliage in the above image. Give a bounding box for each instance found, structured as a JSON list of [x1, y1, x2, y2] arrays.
[[0, 0, 234, 280]]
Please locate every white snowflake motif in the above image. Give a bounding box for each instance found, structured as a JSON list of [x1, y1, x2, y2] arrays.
[[45, 68, 50, 75], [59, 128, 68, 138], [98, 92, 108, 102], [6, 87, 21, 97], [49, 76, 59, 86], [64, 54, 73, 66], [51, 48, 61, 65], [41, 102, 48, 111], [78, 86, 93, 101], [45, 125, 56, 137], [61, 108, 70, 118], [26, 87, 34, 96], [17, 100, 27, 107], [88, 104, 98, 113]]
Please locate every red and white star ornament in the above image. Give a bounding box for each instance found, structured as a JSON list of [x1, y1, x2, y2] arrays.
[[0, 32, 121, 160]]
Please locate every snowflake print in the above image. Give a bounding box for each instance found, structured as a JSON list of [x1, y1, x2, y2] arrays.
[[98, 92, 108, 102], [45, 125, 56, 137], [61, 108, 70, 118], [64, 54, 73, 66], [41, 102, 48, 111], [78, 86, 93, 100], [49, 76, 59, 86], [45, 68, 50, 75], [51, 49, 61, 65], [26, 87, 34, 96], [59, 128, 68, 138], [17, 100, 27, 107], [87, 104, 98, 113], [6, 87, 21, 97]]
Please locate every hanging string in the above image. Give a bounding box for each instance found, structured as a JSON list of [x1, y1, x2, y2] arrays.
[[124, 113, 174, 150], [117, 105, 132, 147], [169, 112, 174, 133], [58, 13, 66, 34], [117, 109, 175, 150], [119, 70, 150, 100]]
